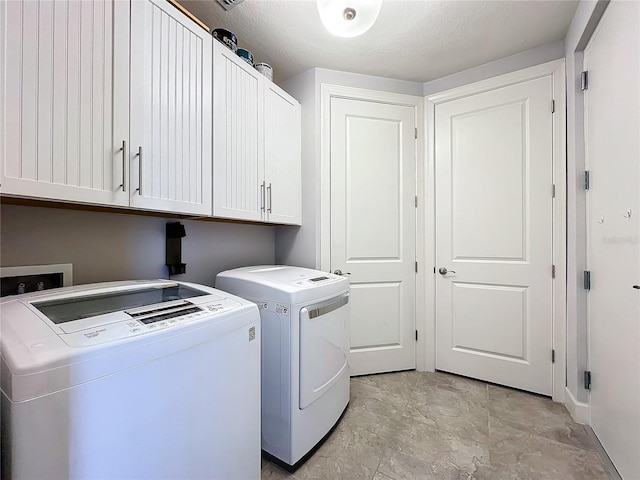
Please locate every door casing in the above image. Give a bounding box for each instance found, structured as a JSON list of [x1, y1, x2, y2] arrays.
[[424, 60, 567, 402]]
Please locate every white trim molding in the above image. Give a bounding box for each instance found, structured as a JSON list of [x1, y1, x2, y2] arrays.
[[423, 59, 568, 402], [565, 386, 591, 425]]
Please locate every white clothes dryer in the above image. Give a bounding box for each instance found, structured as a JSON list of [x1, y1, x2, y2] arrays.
[[216, 266, 350, 469], [1, 280, 261, 480]]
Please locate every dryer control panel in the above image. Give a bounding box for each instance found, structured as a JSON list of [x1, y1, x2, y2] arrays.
[[293, 275, 342, 288]]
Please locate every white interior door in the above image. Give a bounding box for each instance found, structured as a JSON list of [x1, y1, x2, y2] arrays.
[[435, 76, 554, 395], [330, 97, 416, 376], [585, 2, 640, 478]]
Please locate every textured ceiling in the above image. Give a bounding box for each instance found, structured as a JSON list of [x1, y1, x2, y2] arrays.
[[182, 0, 578, 85]]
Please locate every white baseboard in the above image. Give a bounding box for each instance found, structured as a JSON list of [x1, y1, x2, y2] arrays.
[[564, 386, 591, 424]]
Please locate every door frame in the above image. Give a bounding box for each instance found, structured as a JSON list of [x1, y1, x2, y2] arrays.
[[423, 60, 567, 402], [319, 84, 424, 370]]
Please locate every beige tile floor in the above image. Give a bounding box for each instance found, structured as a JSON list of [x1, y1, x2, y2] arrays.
[[261, 370, 616, 480]]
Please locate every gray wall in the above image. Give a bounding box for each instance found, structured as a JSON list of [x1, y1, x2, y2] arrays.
[[422, 40, 565, 95], [276, 69, 319, 269], [1, 204, 276, 288]]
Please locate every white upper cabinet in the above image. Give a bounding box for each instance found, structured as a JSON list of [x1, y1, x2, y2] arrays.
[[263, 83, 301, 225], [1, 0, 130, 206], [129, 0, 212, 215], [212, 40, 301, 225], [2, 0, 298, 222], [212, 41, 264, 222], [1, 0, 212, 216]]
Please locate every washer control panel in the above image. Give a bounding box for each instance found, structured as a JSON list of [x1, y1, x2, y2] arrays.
[[62, 298, 241, 347]]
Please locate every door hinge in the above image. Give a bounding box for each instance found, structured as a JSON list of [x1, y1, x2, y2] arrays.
[[415, 330, 418, 341], [414, 128, 418, 139], [581, 71, 589, 91], [415, 196, 418, 208], [552, 265, 556, 279], [584, 270, 591, 290], [415, 262, 418, 273], [552, 184, 556, 198], [584, 370, 592, 390], [584, 170, 590, 190], [551, 99, 555, 113], [552, 349, 555, 363]]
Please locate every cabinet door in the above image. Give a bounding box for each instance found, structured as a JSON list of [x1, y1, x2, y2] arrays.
[[264, 84, 301, 225], [212, 41, 264, 222], [130, 0, 212, 215], [0, 0, 129, 206]]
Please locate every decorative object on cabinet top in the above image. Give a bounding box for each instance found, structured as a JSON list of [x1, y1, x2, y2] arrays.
[[255, 63, 273, 81], [237, 48, 254, 66], [212, 28, 238, 52]]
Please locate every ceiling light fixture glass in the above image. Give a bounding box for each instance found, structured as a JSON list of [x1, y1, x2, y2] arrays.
[[317, 0, 383, 38]]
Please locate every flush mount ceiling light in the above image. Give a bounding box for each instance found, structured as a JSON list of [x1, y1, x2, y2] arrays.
[[317, 0, 383, 38]]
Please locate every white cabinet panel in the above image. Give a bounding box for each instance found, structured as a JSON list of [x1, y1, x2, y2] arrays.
[[212, 41, 264, 222], [130, 0, 212, 215], [212, 41, 301, 225], [264, 84, 301, 225], [1, 0, 129, 206]]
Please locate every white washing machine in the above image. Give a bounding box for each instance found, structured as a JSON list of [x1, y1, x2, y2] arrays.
[[0, 280, 261, 480], [216, 266, 350, 469]]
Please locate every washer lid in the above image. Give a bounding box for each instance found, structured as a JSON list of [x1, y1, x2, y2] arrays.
[[33, 283, 205, 325]]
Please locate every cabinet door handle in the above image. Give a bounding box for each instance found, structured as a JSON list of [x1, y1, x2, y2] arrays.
[[267, 182, 272, 213], [260, 181, 266, 212], [120, 140, 127, 192], [135, 146, 143, 196]]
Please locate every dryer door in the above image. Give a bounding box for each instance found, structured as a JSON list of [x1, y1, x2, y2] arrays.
[[299, 293, 349, 409]]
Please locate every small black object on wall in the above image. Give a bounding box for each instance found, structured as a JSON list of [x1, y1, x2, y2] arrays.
[[166, 222, 187, 275]]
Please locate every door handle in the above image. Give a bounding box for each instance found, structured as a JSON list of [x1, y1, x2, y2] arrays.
[[260, 182, 266, 212], [438, 267, 456, 275], [135, 146, 143, 195], [119, 140, 127, 192], [333, 269, 351, 276], [633, 285, 640, 289]]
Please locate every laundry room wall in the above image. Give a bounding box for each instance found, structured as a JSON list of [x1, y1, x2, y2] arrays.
[[422, 40, 564, 95], [0, 204, 275, 288]]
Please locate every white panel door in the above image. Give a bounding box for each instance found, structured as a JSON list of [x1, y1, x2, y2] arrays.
[[264, 83, 301, 225], [330, 97, 416, 376], [585, 2, 640, 478], [212, 41, 264, 222], [435, 76, 554, 395], [130, 0, 212, 215], [0, 0, 129, 206]]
